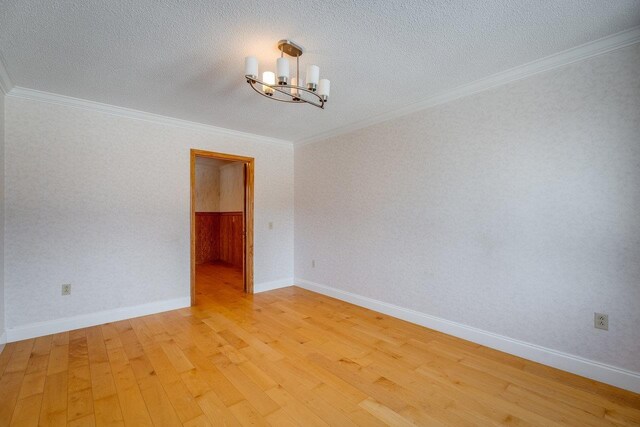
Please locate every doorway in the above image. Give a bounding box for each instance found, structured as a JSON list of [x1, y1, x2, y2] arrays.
[[190, 149, 254, 304]]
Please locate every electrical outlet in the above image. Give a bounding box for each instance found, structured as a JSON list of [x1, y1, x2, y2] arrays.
[[312, 260, 316, 268], [61, 284, 71, 296], [594, 313, 608, 330]]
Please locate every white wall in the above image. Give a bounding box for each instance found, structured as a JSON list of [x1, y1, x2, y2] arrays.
[[0, 90, 5, 343], [295, 43, 640, 375], [195, 160, 221, 212], [4, 96, 294, 331], [220, 162, 244, 212]]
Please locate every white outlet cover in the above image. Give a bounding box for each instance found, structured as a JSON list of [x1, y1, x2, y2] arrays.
[[594, 312, 608, 330]]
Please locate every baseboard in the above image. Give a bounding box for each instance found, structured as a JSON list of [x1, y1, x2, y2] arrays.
[[0, 329, 6, 346], [254, 278, 293, 293], [5, 297, 191, 342], [295, 278, 640, 394]]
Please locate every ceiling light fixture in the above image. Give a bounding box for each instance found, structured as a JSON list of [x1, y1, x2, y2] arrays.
[[244, 40, 330, 109]]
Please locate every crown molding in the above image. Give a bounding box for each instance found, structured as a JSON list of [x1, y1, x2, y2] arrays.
[[295, 25, 640, 147], [7, 86, 293, 147], [0, 50, 13, 95], [3, 26, 638, 146]]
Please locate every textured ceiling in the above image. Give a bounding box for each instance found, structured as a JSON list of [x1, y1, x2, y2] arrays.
[[1, 1, 639, 142]]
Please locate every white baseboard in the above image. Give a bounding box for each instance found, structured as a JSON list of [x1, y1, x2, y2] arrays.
[[254, 278, 293, 293], [295, 278, 640, 394], [5, 297, 190, 343]]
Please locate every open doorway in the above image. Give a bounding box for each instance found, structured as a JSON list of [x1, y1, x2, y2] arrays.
[[190, 149, 254, 305]]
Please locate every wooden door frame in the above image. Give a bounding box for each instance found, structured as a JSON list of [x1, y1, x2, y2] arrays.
[[190, 149, 255, 304]]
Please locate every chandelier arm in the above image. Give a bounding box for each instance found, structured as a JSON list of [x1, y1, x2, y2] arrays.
[[247, 81, 299, 103], [270, 85, 314, 104], [247, 79, 322, 107], [245, 76, 325, 108]]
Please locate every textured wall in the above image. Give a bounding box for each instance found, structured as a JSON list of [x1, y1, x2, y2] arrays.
[[4, 96, 294, 329], [295, 44, 640, 372], [0, 91, 5, 340], [220, 162, 244, 212], [194, 161, 220, 212]]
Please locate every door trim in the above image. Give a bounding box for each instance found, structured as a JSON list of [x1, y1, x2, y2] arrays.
[[190, 149, 255, 303]]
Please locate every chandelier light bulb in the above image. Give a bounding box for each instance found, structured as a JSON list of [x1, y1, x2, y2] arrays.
[[277, 57, 289, 85], [306, 65, 319, 91], [244, 56, 258, 79], [318, 79, 330, 101], [262, 71, 275, 95]]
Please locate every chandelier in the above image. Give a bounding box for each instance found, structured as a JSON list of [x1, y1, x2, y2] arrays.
[[244, 40, 330, 109]]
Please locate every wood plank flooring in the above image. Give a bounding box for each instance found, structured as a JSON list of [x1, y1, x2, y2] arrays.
[[1, 262, 639, 426]]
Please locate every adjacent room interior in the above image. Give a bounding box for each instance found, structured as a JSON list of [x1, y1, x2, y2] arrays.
[[194, 155, 245, 301], [0, 2, 639, 426]]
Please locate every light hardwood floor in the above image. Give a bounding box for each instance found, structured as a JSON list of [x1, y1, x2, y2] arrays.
[[1, 262, 639, 426]]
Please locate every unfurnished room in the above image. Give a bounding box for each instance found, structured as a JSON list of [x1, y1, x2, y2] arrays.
[[0, 1, 639, 426]]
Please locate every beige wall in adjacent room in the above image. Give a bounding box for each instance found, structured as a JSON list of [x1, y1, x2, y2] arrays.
[[195, 159, 221, 212], [195, 158, 244, 213], [220, 162, 244, 212]]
